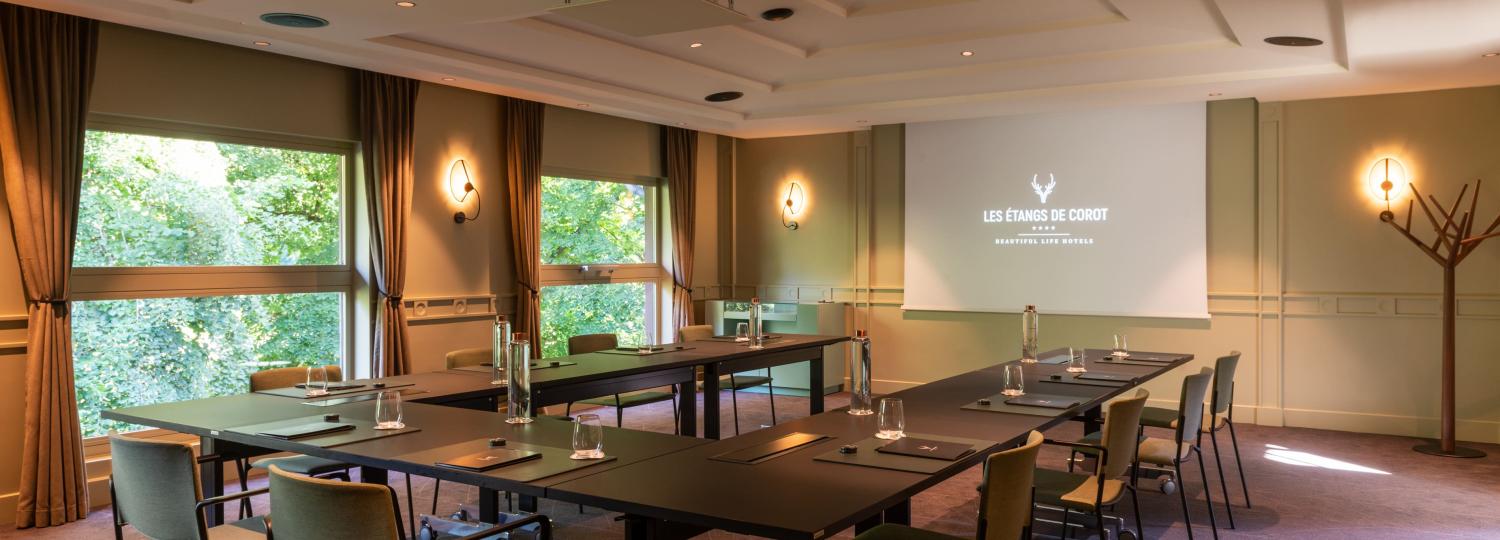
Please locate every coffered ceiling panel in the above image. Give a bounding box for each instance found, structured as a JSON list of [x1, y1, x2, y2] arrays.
[[14, 0, 1500, 137]]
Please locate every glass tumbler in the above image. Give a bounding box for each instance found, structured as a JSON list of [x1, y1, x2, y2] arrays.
[[374, 390, 404, 430], [637, 332, 655, 354], [735, 322, 749, 342], [1066, 347, 1088, 373], [876, 398, 905, 440], [304, 366, 328, 397], [570, 413, 605, 460], [1002, 363, 1025, 397], [1112, 334, 1130, 358]]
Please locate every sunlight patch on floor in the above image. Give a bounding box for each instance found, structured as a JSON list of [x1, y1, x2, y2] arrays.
[[1263, 443, 1391, 475]]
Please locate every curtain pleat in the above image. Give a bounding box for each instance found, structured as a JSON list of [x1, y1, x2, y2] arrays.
[[358, 71, 419, 376], [501, 97, 544, 357], [0, 3, 98, 528], [664, 127, 697, 330]]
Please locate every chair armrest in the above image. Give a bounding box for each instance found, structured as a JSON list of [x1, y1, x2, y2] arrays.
[[1041, 438, 1108, 460], [455, 514, 553, 540], [196, 486, 270, 513], [196, 453, 223, 465]]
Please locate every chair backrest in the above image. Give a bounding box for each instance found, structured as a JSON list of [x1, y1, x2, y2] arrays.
[[978, 430, 1044, 540], [1097, 389, 1149, 479], [567, 333, 618, 355], [268, 465, 403, 540], [1210, 351, 1241, 416], [250, 365, 343, 392], [445, 347, 491, 369], [1175, 367, 1215, 446], [677, 325, 713, 342], [109, 435, 203, 540]]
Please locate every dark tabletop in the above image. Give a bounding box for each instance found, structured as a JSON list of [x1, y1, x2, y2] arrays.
[[543, 349, 1192, 539]]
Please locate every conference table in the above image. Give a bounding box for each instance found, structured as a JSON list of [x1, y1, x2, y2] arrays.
[[102, 333, 846, 525]]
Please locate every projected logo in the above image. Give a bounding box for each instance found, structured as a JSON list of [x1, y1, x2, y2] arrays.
[[980, 173, 1110, 247], [1030, 174, 1056, 204]]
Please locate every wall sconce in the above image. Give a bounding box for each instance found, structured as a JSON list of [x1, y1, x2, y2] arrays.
[[1369, 157, 1408, 221], [781, 181, 805, 230], [450, 159, 481, 223]]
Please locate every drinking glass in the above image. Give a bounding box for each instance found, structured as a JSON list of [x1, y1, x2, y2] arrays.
[[374, 390, 404, 430], [876, 398, 905, 440], [570, 413, 605, 460], [637, 332, 655, 354], [304, 366, 328, 397], [1066, 347, 1088, 373], [735, 322, 749, 342], [506, 332, 533, 424], [1002, 363, 1025, 397], [1112, 333, 1130, 358]]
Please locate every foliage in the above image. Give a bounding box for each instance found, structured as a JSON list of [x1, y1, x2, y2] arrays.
[[73, 131, 342, 437], [538, 177, 652, 357]]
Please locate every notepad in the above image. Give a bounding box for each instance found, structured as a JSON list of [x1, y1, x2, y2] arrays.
[[876, 438, 976, 461], [294, 383, 365, 391], [437, 449, 542, 472], [1075, 372, 1137, 383], [256, 421, 355, 440], [1004, 394, 1082, 409]]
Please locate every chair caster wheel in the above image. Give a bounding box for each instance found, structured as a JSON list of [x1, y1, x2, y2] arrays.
[[1158, 476, 1177, 495]]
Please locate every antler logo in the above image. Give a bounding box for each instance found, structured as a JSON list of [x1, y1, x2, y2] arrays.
[[918, 445, 939, 452], [1030, 174, 1056, 204]]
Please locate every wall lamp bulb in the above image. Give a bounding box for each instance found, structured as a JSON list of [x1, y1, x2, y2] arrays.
[[782, 182, 803, 230], [451, 159, 481, 224]]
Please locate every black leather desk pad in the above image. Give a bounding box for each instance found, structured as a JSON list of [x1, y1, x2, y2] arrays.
[[813, 433, 995, 474], [453, 361, 578, 372], [597, 346, 696, 357], [257, 381, 415, 399], [1094, 357, 1178, 367], [1083, 349, 1177, 363], [1035, 374, 1127, 388], [226, 415, 421, 448], [300, 388, 429, 407], [399, 438, 616, 483], [1036, 351, 1073, 365], [709, 432, 832, 465], [436, 448, 542, 472], [1074, 371, 1139, 383], [707, 335, 782, 342], [961, 392, 1084, 417]]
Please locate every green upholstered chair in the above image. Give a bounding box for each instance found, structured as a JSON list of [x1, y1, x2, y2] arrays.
[[1036, 389, 1149, 540], [563, 333, 679, 427], [1136, 367, 1219, 539], [855, 430, 1045, 540], [1140, 351, 1249, 527], [445, 347, 490, 369], [109, 434, 268, 540], [678, 324, 777, 435]]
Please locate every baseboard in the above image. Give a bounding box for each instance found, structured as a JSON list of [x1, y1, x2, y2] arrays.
[[1280, 407, 1500, 445]]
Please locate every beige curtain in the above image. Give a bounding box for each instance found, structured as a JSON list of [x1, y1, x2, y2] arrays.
[[501, 97, 544, 357], [663, 127, 697, 330], [358, 71, 419, 376], [0, 4, 98, 528]]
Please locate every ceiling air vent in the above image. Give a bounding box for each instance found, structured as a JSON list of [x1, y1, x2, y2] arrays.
[[260, 13, 330, 29]]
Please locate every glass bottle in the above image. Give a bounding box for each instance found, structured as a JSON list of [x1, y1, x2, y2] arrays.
[[491, 315, 511, 386], [505, 332, 533, 424], [747, 297, 765, 350], [1020, 304, 1039, 363], [847, 329, 874, 415]]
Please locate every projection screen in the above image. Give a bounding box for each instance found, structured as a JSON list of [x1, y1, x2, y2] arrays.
[[902, 103, 1208, 318]]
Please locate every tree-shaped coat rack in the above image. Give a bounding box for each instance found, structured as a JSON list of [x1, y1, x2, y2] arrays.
[[1380, 179, 1500, 458]]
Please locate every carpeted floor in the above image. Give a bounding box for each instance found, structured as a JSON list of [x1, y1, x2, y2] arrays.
[[8, 390, 1500, 539]]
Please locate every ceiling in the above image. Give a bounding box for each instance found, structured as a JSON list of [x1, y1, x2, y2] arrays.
[[15, 0, 1500, 138]]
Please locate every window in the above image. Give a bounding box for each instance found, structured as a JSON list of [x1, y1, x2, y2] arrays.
[[72, 122, 353, 439], [539, 173, 665, 357]]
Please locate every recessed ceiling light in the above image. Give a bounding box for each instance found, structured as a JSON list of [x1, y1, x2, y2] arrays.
[[252, 41, 271, 47], [705, 91, 743, 102], [761, 8, 795, 21], [961, 50, 974, 57], [441, 77, 455, 82], [1264, 36, 1323, 47], [396, 1, 416, 6], [1208, 92, 1222, 97], [856, 120, 868, 124], [577, 103, 590, 108], [1484, 52, 1500, 58], [260, 13, 329, 28], [675, 122, 687, 126], [690, 42, 703, 48]]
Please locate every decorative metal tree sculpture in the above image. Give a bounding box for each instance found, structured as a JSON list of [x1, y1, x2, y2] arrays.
[[1380, 179, 1500, 458]]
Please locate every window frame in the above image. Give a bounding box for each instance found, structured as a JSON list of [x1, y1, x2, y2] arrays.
[[74, 114, 358, 446], [538, 168, 669, 346]]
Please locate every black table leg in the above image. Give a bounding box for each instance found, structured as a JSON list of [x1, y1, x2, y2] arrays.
[[854, 512, 883, 534], [703, 363, 721, 439], [883, 499, 912, 525], [809, 352, 825, 414], [622, 515, 709, 540], [199, 436, 224, 526], [362, 466, 389, 485], [479, 488, 501, 522], [1081, 405, 1103, 435], [677, 377, 697, 437], [519, 494, 538, 513]]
